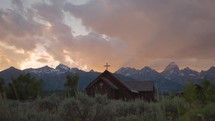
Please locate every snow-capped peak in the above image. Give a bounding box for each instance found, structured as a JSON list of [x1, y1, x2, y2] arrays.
[[207, 66, 215, 72], [55, 64, 70, 71], [115, 67, 138, 76], [39, 65, 54, 71], [163, 62, 179, 72], [141, 66, 153, 72], [25, 65, 55, 74], [181, 67, 199, 76], [182, 67, 197, 73]]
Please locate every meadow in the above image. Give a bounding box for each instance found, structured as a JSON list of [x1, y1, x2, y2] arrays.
[[0, 92, 215, 121]]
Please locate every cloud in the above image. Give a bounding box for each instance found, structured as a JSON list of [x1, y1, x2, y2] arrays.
[[0, 42, 30, 69], [31, 1, 129, 70], [11, 0, 23, 11], [64, 0, 215, 70], [0, 8, 44, 50], [0, 0, 215, 71], [32, 1, 64, 22]]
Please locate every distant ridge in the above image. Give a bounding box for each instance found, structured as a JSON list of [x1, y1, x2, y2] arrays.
[[0, 66, 24, 84], [0, 63, 215, 93]]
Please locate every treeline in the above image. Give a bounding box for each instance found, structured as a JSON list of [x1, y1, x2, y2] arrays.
[[0, 74, 43, 100], [183, 78, 215, 104], [0, 73, 79, 100]]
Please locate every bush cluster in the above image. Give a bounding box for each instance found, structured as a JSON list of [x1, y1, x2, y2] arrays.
[[2, 93, 209, 121]]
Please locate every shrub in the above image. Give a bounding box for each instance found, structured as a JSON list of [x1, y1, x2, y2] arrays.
[[0, 100, 12, 121], [114, 99, 145, 117], [59, 93, 94, 121], [116, 115, 143, 121], [161, 97, 188, 120], [200, 103, 215, 121], [0, 99, 61, 121], [34, 94, 61, 112], [1, 92, 215, 121], [92, 94, 115, 121]]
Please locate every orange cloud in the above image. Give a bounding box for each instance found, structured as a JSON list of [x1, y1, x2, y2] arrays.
[[0, 0, 215, 72]]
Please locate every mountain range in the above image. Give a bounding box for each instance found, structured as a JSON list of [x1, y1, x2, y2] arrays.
[[0, 62, 215, 93]]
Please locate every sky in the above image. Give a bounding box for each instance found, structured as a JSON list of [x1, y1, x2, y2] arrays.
[[0, 0, 215, 72]]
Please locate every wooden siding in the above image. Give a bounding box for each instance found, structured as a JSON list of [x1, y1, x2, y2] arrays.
[[85, 70, 155, 101]]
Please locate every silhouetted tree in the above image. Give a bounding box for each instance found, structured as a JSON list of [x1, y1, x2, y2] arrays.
[[64, 74, 79, 97], [183, 82, 198, 102], [183, 77, 215, 103], [5, 73, 43, 100], [201, 77, 215, 102]]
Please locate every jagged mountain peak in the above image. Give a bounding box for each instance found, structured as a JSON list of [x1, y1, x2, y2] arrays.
[[55, 64, 70, 71], [38, 65, 54, 70], [115, 67, 137, 73], [71, 68, 83, 73], [1, 64, 215, 93], [183, 67, 191, 71], [141, 66, 155, 72], [0, 66, 24, 84], [42, 65, 52, 68], [141, 66, 152, 70], [163, 62, 180, 72], [1, 66, 21, 73], [181, 67, 199, 77], [182, 67, 198, 73], [89, 69, 95, 72], [7, 66, 18, 70], [118, 67, 137, 70], [24, 65, 55, 74], [182, 67, 195, 72], [169, 61, 177, 65], [115, 67, 138, 76], [207, 66, 215, 72], [161, 62, 182, 82]]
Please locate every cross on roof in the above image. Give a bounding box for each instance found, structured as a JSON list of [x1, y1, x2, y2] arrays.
[[104, 62, 110, 70]]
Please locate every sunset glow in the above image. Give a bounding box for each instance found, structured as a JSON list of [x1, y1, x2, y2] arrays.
[[0, 0, 215, 72]]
